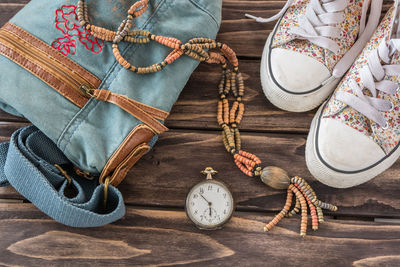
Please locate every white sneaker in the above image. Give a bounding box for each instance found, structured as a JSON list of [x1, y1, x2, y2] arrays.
[[306, 3, 400, 188], [246, 0, 383, 112]]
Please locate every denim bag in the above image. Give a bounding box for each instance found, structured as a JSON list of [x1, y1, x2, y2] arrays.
[[0, 0, 222, 226]]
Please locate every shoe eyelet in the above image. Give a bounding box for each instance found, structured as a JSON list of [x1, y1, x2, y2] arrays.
[[389, 101, 395, 112], [395, 86, 400, 96]]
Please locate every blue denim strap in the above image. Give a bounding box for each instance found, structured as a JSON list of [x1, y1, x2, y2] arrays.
[[0, 125, 125, 227]]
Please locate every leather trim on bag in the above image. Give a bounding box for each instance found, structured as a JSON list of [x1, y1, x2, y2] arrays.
[[3, 23, 101, 87], [0, 42, 88, 107], [99, 124, 155, 186], [93, 89, 169, 134], [0, 23, 101, 108], [109, 143, 150, 186]]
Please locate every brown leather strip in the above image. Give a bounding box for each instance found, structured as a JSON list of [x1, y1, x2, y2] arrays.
[[99, 124, 155, 185], [0, 23, 102, 108], [93, 89, 169, 134], [109, 143, 150, 186], [128, 98, 169, 121], [92, 89, 168, 120], [3, 23, 101, 88], [0, 41, 88, 107]]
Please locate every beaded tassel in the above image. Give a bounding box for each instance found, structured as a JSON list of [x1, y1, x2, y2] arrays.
[[260, 168, 337, 236], [76, 0, 338, 236]]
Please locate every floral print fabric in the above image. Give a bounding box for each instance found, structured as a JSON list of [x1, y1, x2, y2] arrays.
[[322, 7, 400, 154], [271, 0, 365, 72]]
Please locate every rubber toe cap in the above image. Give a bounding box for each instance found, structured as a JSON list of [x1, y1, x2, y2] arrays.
[[317, 118, 386, 172], [270, 48, 331, 93]]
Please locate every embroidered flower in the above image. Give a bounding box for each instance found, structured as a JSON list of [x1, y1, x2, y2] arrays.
[[51, 4, 104, 56], [51, 36, 77, 56], [78, 31, 104, 54]]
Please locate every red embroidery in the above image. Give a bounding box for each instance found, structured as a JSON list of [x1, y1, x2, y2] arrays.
[[51, 36, 77, 56], [51, 5, 104, 56]]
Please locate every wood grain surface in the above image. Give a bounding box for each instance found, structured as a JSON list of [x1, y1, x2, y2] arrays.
[[0, 123, 399, 218], [1, 0, 400, 266], [0, 204, 400, 266]]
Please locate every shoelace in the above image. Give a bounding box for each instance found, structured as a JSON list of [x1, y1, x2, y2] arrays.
[[336, 39, 400, 129], [246, 0, 383, 79]]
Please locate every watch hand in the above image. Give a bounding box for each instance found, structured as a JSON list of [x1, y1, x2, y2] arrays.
[[209, 207, 212, 216], [200, 194, 212, 206]]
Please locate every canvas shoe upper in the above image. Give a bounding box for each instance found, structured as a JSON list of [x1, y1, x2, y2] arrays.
[[247, 0, 383, 112], [306, 3, 400, 188]]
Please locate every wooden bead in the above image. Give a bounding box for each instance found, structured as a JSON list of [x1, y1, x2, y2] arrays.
[[288, 198, 300, 217], [223, 99, 229, 124], [289, 185, 308, 237], [264, 188, 292, 232], [234, 128, 241, 150], [224, 70, 231, 95], [230, 101, 238, 124], [217, 100, 224, 126], [291, 176, 338, 212], [293, 183, 319, 230], [236, 103, 244, 124], [316, 207, 324, 223], [222, 131, 231, 153], [221, 44, 238, 67], [235, 160, 253, 177], [260, 166, 291, 190]]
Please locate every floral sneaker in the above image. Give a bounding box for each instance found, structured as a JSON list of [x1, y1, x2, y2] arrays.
[[306, 3, 400, 188], [246, 0, 383, 112]]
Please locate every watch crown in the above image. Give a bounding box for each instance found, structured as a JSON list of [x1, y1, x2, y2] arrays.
[[201, 167, 218, 180]]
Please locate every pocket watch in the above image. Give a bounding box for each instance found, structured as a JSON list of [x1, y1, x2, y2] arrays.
[[185, 167, 235, 230]]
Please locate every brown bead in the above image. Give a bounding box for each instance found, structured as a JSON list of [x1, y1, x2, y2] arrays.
[[260, 166, 291, 190]]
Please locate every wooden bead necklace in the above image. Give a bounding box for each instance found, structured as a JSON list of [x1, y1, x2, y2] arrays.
[[77, 0, 338, 236]]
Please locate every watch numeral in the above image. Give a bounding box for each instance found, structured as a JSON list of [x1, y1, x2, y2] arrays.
[[194, 210, 198, 215], [223, 193, 227, 199], [191, 201, 195, 206], [208, 185, 213, 191], [193, 194, 198, 199], [217, 188, 220, 193], [200, 188, 204, 194], [226, 202, 230, 207], [224, 209, 227, 214]]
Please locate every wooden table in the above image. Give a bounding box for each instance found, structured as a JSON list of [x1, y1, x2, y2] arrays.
[[1, 1, 400, 266]]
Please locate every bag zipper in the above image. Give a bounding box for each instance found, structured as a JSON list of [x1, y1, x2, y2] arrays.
[[0, 28, 91, 99]]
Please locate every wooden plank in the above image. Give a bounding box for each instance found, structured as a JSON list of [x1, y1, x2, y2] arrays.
[[0, 124, 400, 218], [0, 203, 400, 266], [0, 1, 26, 27]]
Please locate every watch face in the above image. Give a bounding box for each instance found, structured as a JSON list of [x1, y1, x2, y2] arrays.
[[185, 180, 234, 229]]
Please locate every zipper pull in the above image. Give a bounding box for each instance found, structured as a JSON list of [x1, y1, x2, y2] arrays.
[[80, 84, 94, 98]]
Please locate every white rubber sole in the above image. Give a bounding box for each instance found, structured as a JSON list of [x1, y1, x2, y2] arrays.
[[260, 33, 340, 112], [306, 104, 400, 188]]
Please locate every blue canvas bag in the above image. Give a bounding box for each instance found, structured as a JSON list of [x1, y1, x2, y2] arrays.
[[0, 0, 222, 226]]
